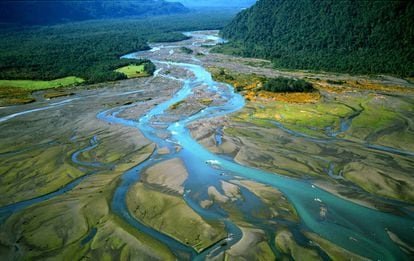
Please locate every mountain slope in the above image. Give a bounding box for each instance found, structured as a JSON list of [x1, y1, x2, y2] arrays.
[[219, 0, 414, 76], [168, 0, 256, 8], [0, 0, 188, 25]]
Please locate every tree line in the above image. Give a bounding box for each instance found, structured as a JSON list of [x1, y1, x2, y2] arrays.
[[218, 0, 414, 77], [0, 11, 235, 84]]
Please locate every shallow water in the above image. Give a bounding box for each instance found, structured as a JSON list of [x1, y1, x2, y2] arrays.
[[99, 50, 414, 260], [0, 32, 412, 260]]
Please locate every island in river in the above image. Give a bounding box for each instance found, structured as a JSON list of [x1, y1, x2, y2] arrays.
[[0, 31, 413, 260]]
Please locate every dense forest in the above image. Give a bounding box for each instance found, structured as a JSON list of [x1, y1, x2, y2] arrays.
[[169, 0, 256, 8], [0, 12, 234, 84], [262, 78, 314, 93], [0, 0, 188, 25], [217, 0, 414, 76]]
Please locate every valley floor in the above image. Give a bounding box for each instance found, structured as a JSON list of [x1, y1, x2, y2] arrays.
[[0, 31, 413, 260]]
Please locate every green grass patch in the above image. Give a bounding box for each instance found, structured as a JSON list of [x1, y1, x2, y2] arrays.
[[115, 65, 147, 78], [127, 183, 226, 252], [233, 100, 356, 138], [0, 76, 84, 91], [351, 107, 397, 129], [254, 102, 353, 131], [345, 100, 400, 140], [199, 98, 213, 105]]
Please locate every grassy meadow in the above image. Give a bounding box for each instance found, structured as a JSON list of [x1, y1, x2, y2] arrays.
[[0, 76, 84, 90], [115, 65, 147, 78]]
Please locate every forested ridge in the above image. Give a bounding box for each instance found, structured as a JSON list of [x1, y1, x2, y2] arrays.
[[0, 12, 233, 83], [175, 0, 256, 8], [0, 0, 188, 25], [218, 0, 414, 76]]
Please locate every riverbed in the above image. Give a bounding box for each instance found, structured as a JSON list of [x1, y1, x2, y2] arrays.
[[0, 31, 413, 260]]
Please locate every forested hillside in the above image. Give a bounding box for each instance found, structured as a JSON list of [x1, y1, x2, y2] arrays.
[[169, 0, 256, 8], [218, 0, 414, 76], [0, 12, 234, 83], [0, 0, 188, 25]]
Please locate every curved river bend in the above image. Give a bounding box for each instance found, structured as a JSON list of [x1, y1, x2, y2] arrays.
[[0, 32, 412, 260], [100, 47, 414, 260]]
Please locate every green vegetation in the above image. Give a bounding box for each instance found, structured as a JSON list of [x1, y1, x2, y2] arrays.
[[115, 65, 146, 78], [148, 32, 189, 43], [209, 67, 265, 92], [0, 76, 83, 105], [0, 136, 171, 260], [0, 21, 152, 84], [209, 67, 320, 103], [222, 84, 414, 203], [0, 87, 35, 105], [178, 0, 255, 8], [127, 183, 226, 252], [0, 0, 188, 25], [0, 143, 84, 206], [232, 100, 355, 138], [344, 98, 407, 143], [0, 76, 84, 90], [305, 232, 371, 261], [179, 47, 194, 54], [115, 61, 155, 78], [211, 67, 314, 94], [262, 77, 314, 93], [0, 11, 234, 84], [326, 79, 345, 85], [275, 230, 322, 261], [217, 0, 414, 76], [343, 162, 414, 203], [199, 98, 213, 104]]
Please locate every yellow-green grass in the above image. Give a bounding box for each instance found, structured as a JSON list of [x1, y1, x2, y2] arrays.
[[0, 76, 84, 91], [115, 65, 148, 78], [223, 125, 328, 178], [224, 227, 275, 261], [344, 101, 399, 141], [235, 180, 298, 222], [0, 151, 174, 261], [126, 183, 226, 252], [0, 143, 85, 207], [305, 232, 370, 261], [275, 230, 322, 261], [169, 100, 185, 110], [339, 94, 414, 147], [232, 101, 354, 137], [343, 161, 414, 203]]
